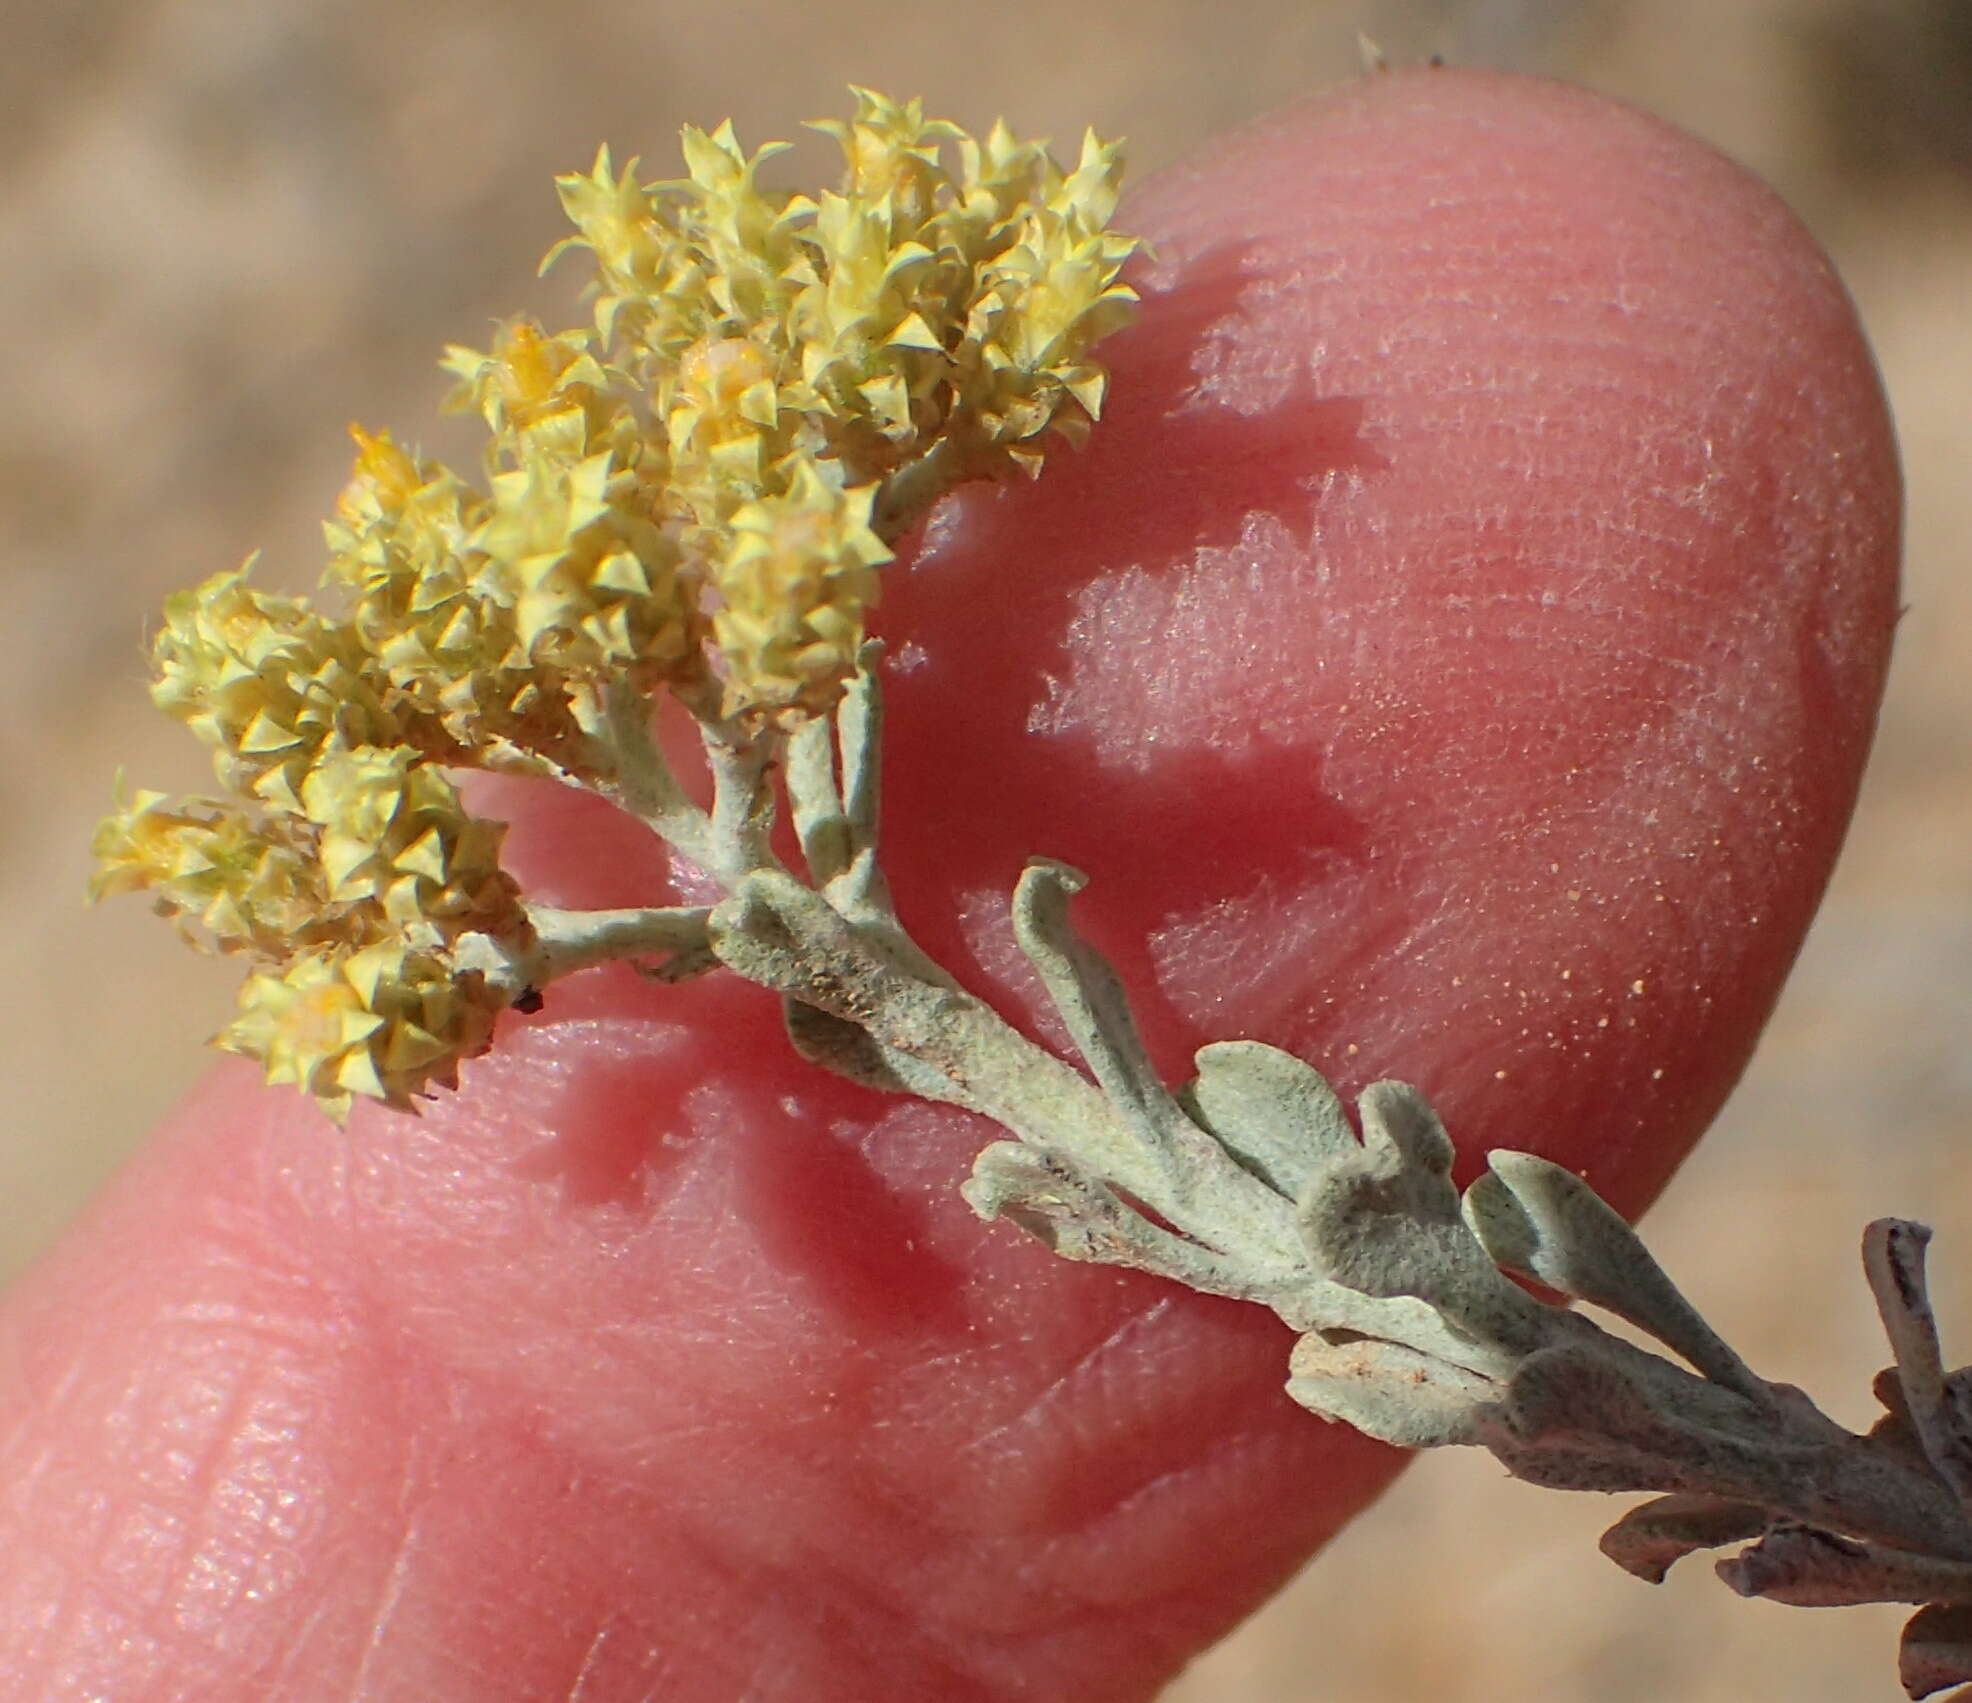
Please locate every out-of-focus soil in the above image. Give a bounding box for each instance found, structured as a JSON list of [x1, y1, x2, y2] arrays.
[[4, 3, 1966, 1697]]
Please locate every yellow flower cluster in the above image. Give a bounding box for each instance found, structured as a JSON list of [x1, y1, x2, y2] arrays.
[[714, 464, 891, 721], [223, 939, 504, 1116], [220, 744, 520, 1115], [96, 89, 1140, 1117], [549, 85, 1141, 716], [104, 545, 533, 1116], [92, 789, 330, 957], [93, 736, 528, 1118], [150, 565, 404, 810], [324, 426, 564, 766]]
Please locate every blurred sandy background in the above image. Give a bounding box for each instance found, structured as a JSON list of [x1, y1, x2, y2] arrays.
[[3, 0, 1968, 1697]]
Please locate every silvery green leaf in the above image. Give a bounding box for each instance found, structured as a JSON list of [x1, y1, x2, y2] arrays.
[[1295, 1291, 1525, 1381], [1484, 1341, 1776, 1498], [1298, 1082, 1549, 1359], [784, 711, 852, 888], [962, 1142, 1296, 1308], [1466, 1150, 1766, 1402], [1287, 1332, 1500, 1448], [783, 999, 975, 1107], [1011, 860, 1193, 1149], [1010, 860, 1301, 1264], [1178, 1040, 1353, 1201]]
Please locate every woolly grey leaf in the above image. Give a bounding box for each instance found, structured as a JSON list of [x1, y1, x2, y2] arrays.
[[1178, 1040, 1353, 1200], [1287, 1332, 1499, 1449], [1358, 1078, 1456, 1179], [783, 998, 971, 1106], [1902, 1603, 1972, 1699], [963, 1142, 1294, 1307], [1298, 1083, 1548, 1360], [785, 709, 852, 888], [1487, 1342, 1770, 1497], [1467, 1151, 1766, 1402], [1867, 1220, 1972, 1509], [1599, 1494, 1772, 1584], [1718, 1523, 1972, 1608], [1293, 1293, 1525, 1381], [1009, 860, 1301, 1264]]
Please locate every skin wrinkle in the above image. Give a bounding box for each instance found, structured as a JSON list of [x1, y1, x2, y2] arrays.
[[20, 1369, 280, 1687], [177, 1392, 314, 1634], [342, 1501, 421, 1701], [53, 1599, 169, 1698], [954, 1297, 1181, 1500], [637, 1496, 998, 1703], [163, 1369, 326, 1650], [264, 1589, 352, 1698], [24, 1123, 427, 1692], [620, 1302, 1315, 1690], [95, 1497, 188, 1618], [1148, 872, 1387, 1032], [1050, 495, 1815, 842], [357, 1438, 626, 1698], [1028, 1423, 1303, 1618]]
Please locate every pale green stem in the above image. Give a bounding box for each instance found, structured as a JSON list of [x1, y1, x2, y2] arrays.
[[705, 867, 1301, 1271], [870, 435, 966, 545], [701, 722, 782, 889], [784, 659, 900, 924], [785, 712, 849, 887], [529, 904, 715, 980], [827, 657, 895, 926], [778, 657, 957, 992], [455, 903, 714, 994], [592, 679, 717, 869]]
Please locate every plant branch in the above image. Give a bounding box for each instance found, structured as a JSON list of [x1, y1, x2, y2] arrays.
[[592, 678, 717, 870], [452, 902, 715, 994]]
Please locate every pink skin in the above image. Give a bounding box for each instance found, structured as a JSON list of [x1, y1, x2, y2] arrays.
[[0, 69, 1896, 1702]]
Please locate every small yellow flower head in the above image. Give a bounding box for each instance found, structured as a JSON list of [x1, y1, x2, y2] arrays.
[[784, 189, 940, 448], [807, 88, 961, 227], [326, 429, 484, 644], [669, 336, 780, 479], [666, 121, 803, 328], [297, 744, 526, 938], [441, 319, 630, 470], [940, 119, 1048, 249], [220, 938, 507, 1120], [713, 460, 891, 723], [90, 788, 327, 955], [548, 146, 714, 360], [339, 425, 423, 514], [952, 130, 1139, 473], [98, 744, 532, 1117], [150, 564, 403, 811], [471, 447, 694, 683], [324, 428, 596, 766]]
